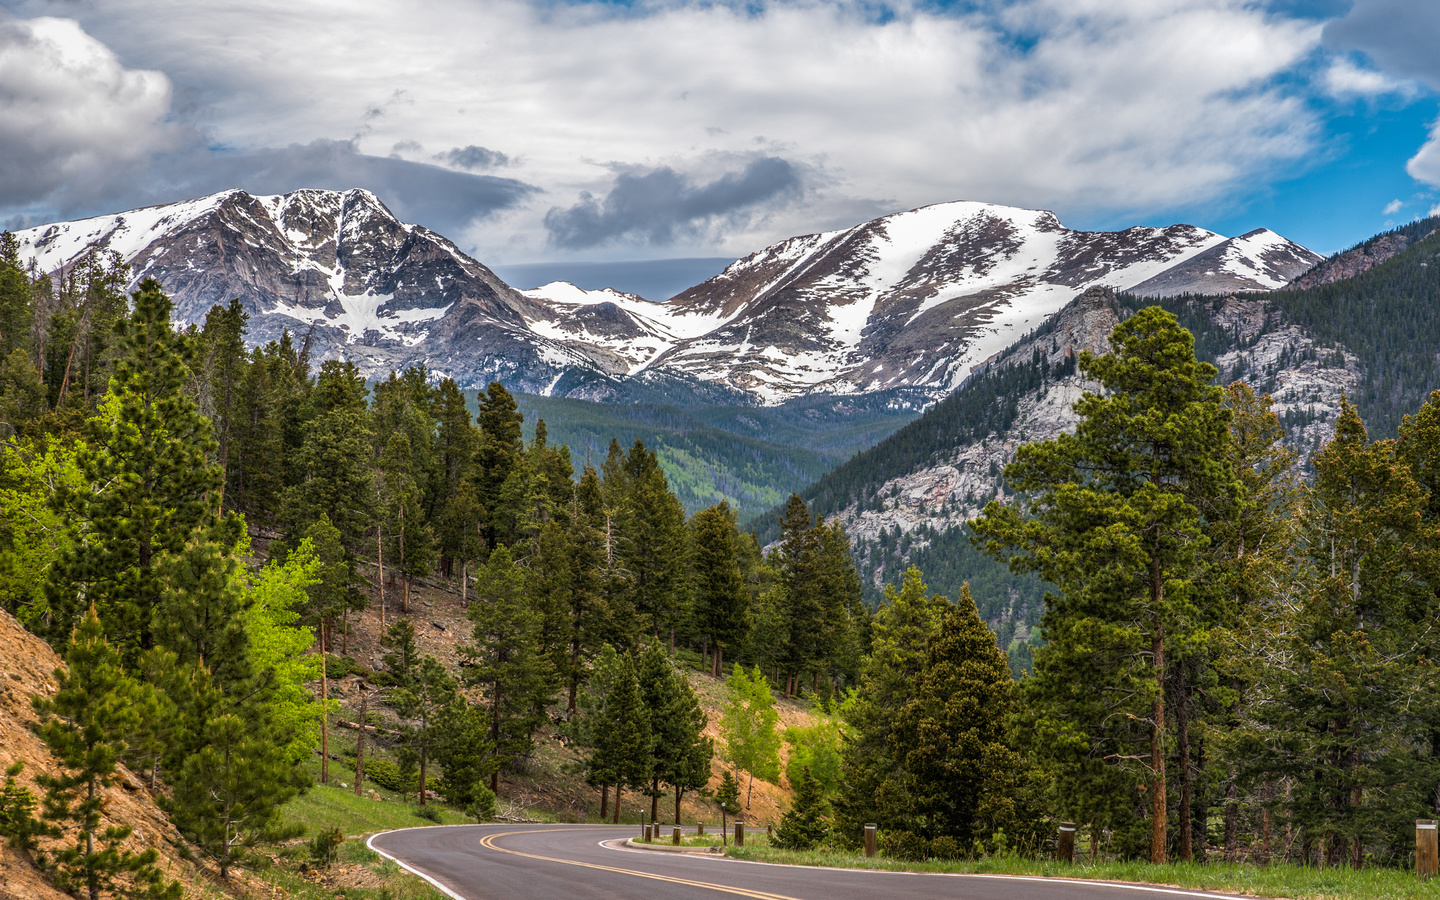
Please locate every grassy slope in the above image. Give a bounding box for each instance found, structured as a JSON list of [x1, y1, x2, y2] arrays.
[[728, 847, 1436, 899]]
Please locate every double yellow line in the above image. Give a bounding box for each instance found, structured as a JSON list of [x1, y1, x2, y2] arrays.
[[477, 828, 803, 900]]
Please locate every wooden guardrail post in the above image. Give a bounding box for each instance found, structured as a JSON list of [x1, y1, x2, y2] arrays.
[[697, 821, 705, 835], [735, 821, 745, 847], [673, 825, 682, 846], [864, 824, 878, 858], [767, 823, 773, 838], [642, 823, 651, 842], [1057, 822, 1076, 864], [1419, 820, 1438, 879]]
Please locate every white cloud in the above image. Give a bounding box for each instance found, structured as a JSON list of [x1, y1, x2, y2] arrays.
[[2, 1, 1329, 260], [1383, 198, 1404, 215], [1322, 57, 1417, 98], [0, 16, 176, 208]]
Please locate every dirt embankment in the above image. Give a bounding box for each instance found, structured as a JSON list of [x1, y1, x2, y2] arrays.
[[0, 609, 229, 900]]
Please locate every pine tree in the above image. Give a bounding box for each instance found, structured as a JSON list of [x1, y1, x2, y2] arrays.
[[776, 494, 824, 698], [464, 545, 556, 792], [637, 643, 712, 823], [46, 279, 237, 661], [389, 656, 460, 806], [835, 567, 946, 839], [195, 299, 248, 506], [692, 502, 750, 678], [589, 654, 651, 823], [773, 764, 830, 850], [166, 705, 305, 879], [475, 382, 523, 548], [970, 307, 1236, 863], [892, 586, 1027, 847], [381, 618, 419, 687], [282, 360, 374, 551], [32, 608, 180, 900]]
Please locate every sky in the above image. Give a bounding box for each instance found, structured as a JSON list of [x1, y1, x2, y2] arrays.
[[2, 0, 1440, 292]]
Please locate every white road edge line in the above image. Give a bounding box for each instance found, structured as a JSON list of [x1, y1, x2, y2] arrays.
[[600, 837, 1247, 900], [367, 826, 470, 900]]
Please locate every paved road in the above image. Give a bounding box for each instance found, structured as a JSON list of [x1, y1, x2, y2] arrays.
[[369, 824, 1245, 900]]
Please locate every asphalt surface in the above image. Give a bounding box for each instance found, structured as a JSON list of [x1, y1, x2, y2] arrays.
[[369, 824, 1248, 900]]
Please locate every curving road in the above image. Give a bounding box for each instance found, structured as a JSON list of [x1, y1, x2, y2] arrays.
[[368, 824, 1245, 900]]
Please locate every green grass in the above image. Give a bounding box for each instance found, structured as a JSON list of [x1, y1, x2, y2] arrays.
[[281, 782, 471, 839], [727, 847, 1437, 899]]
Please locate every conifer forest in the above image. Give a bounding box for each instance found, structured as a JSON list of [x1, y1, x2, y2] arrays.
[[2, 239, 1440, 894]]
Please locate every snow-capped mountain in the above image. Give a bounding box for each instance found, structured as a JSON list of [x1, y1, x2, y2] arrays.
[[523, 201, 1319, 402], [14, 189, 635, 395], [12, 191, 1319, 404]]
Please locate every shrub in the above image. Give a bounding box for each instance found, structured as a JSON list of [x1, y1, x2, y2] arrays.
[[309, 827, 344, 868], [414, 806, 441, 823]]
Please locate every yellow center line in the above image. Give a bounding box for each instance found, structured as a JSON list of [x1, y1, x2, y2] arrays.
[[477, 828, 804, 900]]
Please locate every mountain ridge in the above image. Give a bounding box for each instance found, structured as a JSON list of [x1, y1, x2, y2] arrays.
[[13, 190, 1319, 406]]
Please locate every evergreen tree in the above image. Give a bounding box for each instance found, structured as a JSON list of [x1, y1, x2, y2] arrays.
[[389, 656, 460, 806], [31, 608, 180, 900], [475, 381, 523, 548], [429, 701, 498, 811], [970, 307, 1236, 863], [589, 654, 651, 823], [719, 665, 781, 810], [282, 360, 374, 551], [381, 618, 419, 687], [195, 299, 248, 506], [835, 566, 946, 840], [637, 643, 712, 823], [615, 441, 690, 648], [776, 494, 824, 698], [773, 764, 830, 851], [166, 710, 304, 879], [464, 545, 556, 791], [892, 587, 1029, 848], [46, 279, 237, 660], [692, 502, 750, 678]]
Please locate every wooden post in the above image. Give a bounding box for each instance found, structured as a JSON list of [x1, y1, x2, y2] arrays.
[[642, 823, 651, 842], [1418, 820, 1438, 879], [697, 822, 705, 835], [735, 821, 745, 847], [864, 824, 878, 858], [767, 823, 773, 838], [1057, 822, 1077, 864], [673, 825, 682, 846]]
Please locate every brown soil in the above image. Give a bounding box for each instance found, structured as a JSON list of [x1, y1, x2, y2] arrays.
[[328, 565, 815, 828], [0, 609, 244, 900]]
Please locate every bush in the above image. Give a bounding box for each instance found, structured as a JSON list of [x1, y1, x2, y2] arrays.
[[878, 831, 965, 861], [469, 783, 497, 822], [309, 827, 344, 868], [414, 805, 441, 823]]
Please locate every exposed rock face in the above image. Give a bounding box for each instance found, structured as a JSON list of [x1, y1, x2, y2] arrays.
[[831, 289, 1357, 567], [15, 192, 1318, 405], [1285, 232, 1419, 291]]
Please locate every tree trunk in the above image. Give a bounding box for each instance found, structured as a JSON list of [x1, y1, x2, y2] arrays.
[[1260, 782, 1273, 865], [613, 786, 622, 824], [746, 771, 755, 810], [675, 783, 683, 825], [419, 745, 428, 806], [600, 784, 609, 821], [400, 503, 409, 614], [461, 560, 468, 607], [378, 527, 386, 632], [1150, 605, 1167, 863], [651, 782, 659, 824], [1223, 775, 1239, 861], [342, 606, 349, 655], [354, 690, 367, 796], [1177, 666, 1192, 863], [320, 624, 329, 785]]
